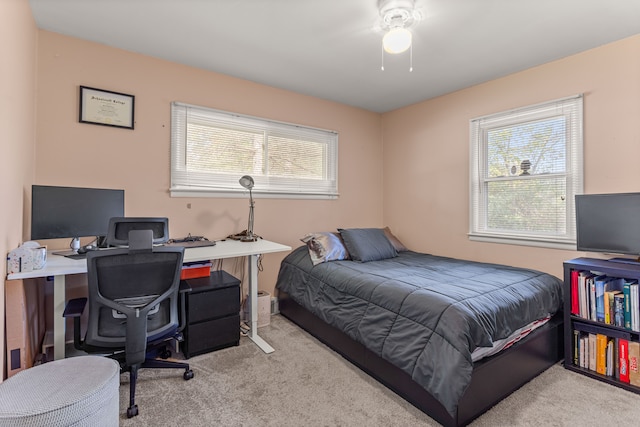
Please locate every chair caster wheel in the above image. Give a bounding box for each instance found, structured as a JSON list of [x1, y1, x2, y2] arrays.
[[127, 405, 139, 418], [159, 349, 171, 359], [184, 369, 194, 380]]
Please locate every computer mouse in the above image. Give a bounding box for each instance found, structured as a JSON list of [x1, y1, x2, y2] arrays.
[[77, 245, 96, 254]]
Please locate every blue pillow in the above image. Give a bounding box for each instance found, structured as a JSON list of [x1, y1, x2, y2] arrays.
[[301, 232, 350, 265], [338, 228, 397, 262]]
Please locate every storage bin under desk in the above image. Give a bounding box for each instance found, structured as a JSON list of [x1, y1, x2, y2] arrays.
[[181, 270, 241, 358]]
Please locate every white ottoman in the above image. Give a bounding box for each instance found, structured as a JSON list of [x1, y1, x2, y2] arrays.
[[0, 355, 120, 426]]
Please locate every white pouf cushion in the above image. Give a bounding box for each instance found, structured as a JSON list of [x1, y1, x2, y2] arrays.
[[0, 355, 120, 427]]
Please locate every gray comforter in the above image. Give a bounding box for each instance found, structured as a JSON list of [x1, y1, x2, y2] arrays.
[[275, 246, 563, 416]]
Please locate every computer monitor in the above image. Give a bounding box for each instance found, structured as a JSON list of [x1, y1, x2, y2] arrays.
[[31, 185, 125, 250], [106, 217, 170, 246]]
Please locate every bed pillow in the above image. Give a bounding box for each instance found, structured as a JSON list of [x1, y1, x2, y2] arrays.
[[300, 232, 350, 266], [383, 226, 408, 252], [338, 228, 397, 262]]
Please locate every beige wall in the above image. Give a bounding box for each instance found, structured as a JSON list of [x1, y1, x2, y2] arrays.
[[1, 0, 38, 379], [383, 34, 640, 278], [35, 31, 384, 297]]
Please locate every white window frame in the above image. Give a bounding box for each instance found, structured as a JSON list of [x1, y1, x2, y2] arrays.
[[170, 102, 339, 199], [469, 95, 583, 249]]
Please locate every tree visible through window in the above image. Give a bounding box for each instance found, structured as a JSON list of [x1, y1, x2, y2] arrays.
[[470, 95, 583, 248], [171, 103, 338, 198]]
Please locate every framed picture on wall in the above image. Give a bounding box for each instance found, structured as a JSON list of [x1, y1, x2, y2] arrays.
[[79, 86, 135, 129]]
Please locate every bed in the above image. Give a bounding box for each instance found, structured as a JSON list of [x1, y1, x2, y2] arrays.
[[275, 228, 564, 427]]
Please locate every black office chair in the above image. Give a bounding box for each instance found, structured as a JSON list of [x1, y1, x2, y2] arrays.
[[63, 229, 194, 418], [105, 217, 170, 247]]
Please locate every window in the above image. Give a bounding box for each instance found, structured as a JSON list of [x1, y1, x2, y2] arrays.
[[170, 102, 338, 198], [469, 95, 583, 249]]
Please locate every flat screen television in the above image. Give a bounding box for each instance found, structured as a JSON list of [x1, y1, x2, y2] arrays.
[[575, 192, 640, 258], [31, 185, 125, 248]]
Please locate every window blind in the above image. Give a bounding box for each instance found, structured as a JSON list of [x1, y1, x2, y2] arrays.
[[469, 94, 583, 248], [170, 102, 339, 198]]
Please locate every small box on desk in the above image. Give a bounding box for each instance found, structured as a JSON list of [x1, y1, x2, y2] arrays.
[[180, 261, 212, 280]]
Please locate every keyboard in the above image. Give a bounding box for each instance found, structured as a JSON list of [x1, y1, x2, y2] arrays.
[[164, 240, 216, 248]]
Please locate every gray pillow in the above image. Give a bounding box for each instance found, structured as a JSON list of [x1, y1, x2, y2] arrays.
[[383, 226, 408, 252], [301, 232, 350, 265], [338, 228, 397, 262]]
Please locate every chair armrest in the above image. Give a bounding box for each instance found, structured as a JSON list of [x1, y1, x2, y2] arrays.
[[177, 290, 188, 333], [63, 298, 87, 351], [63, 297, 87, 318], [177, 280, 191, 332]]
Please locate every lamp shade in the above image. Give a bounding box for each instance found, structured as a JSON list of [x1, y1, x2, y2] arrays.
[[239, 175, 254, 190], [383, 27, 412, 54]]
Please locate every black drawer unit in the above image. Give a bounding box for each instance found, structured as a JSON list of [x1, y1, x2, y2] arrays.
[[181, 270, 241, 358]]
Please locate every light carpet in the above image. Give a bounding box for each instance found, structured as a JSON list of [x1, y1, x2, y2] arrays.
[[118, 315, 640, 426]]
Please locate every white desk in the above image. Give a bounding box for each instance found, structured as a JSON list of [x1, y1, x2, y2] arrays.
[[7, 239, 291, 360]]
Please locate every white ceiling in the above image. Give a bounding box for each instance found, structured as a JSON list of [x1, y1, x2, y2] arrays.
[[29, 0, 640, 113]]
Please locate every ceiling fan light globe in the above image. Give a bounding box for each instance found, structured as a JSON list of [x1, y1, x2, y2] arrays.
[[383, 28, 412, 54]]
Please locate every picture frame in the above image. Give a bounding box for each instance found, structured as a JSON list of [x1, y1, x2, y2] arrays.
[[79, 86, 135, 129]]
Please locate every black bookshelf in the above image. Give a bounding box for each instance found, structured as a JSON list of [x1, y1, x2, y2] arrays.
[[563, 257, 640, 393]]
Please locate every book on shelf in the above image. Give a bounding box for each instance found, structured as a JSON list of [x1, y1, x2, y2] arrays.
[[629, 283, 640, 332], [623, 280, 633, 330], [582, 335, 589, 368], [589, 274, 597, 321], [588, 333, 597, 371], [571, 269, 579, 316], [596, 333, 608, 375], [579, 271, 594, 319], [613, 337, 620, 380], [572, 329, 580, 366], [613, 292, 625, 327], [629, 341, 640, 386], [619, 338, 630, 383], [594, 276, 609, 323], [606, 339, 614, 376]]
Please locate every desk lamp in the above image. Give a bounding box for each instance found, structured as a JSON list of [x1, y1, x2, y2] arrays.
[[239, 175, 258, 242]]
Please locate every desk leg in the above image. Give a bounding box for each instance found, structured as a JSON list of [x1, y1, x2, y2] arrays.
[[246, 254, 274, 354], [53, 274, 66, 360]]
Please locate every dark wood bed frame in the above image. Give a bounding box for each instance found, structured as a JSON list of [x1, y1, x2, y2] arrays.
[[279, 291, 564, 427]]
